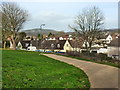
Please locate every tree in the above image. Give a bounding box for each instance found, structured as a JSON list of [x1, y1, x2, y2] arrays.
[[2, 30, 12, 48], [69, 6, 104, 52], [18, 32, 26, 41], [48, 32, 55, 37], [1, 2, 28, 50], [37, 33, 41, 40]]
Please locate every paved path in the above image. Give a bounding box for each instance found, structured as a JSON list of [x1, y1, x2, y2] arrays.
[[43, 54, 119, 88]]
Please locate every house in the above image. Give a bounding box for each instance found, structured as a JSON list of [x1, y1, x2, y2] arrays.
[[17, 40, 41, 50], [105, 34, 113, 44], [107, 37, 120, 60], [17, 38, 84, 53], [40, 39, 83, 52], [99, 34, 119, 45], [17, 40, 31, 50], [59, 35, 73, 40], [45, 36, 56, 40], [97, 48, 108, 54], [64, 40, 83, 52], [41, 40, 66, 52], [45, 35, 73, 41]]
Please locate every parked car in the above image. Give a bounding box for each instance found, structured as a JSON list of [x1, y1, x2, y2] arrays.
[[27, 46, 36, 51], [35, 49, 44, 52], [55, 51, 65, 54], [45, 51, 53, 53]]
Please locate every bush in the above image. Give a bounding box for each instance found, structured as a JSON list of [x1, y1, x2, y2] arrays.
[[66, 51, 117, 62]]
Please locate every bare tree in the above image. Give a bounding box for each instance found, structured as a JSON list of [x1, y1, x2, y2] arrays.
[[69, 6, 104, 52], [1, 2, 28, 49]]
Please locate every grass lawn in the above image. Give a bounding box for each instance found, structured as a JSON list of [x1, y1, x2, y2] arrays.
[[56, 54, 120, 68], [2, 50, 90, 88]]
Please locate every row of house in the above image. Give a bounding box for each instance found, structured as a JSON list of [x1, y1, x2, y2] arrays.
[[17, 33, 120, 60], [17, 39, 83, 52], [107, 37, 120, 60], [24, 34, 73, 41]]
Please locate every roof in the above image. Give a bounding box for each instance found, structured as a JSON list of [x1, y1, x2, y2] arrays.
[[19, 40, 31, 49], [41, 40, 66, 49], [108, 37, 120, 47], [68, 39, 84, 48], [19, 40, 41, 49], [31, 40, 41, 49]]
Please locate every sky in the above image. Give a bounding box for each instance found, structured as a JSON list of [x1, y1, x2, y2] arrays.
[[1, 1, 118, 32]]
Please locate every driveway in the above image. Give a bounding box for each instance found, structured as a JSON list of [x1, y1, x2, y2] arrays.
[[43, 54, 119, 88]]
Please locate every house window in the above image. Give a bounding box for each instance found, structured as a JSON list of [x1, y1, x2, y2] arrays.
[[26, 43, 29, 47], [57, 44, 60, 48], [66, 44, 69, 47], [51, 44, 54, 48]]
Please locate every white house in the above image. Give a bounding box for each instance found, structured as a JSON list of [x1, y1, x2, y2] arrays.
[[107, 37, 120, 60], [82, 41, 89, 48], [27, 46, 37, 51], [97, 48, 108, 54], [63, 40, 83, 52], [105, 34, 113, 44], [17, 41, 23, 50], [46, 35, 73, 41], [63, 40, 73, 52]]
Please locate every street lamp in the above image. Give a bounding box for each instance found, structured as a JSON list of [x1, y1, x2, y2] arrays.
[[39, 24, 45, 50], [40, 24, 45, 30], [40, 24, 45, 40]]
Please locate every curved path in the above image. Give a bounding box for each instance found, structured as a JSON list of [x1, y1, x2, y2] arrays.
[[43, 54, 119, 88]]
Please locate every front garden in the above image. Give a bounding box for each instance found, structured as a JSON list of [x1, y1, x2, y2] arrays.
[[56, 51, 120, 68]]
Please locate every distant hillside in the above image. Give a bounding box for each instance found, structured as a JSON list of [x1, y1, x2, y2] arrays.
[[103, 29, 119, 32], [20, 28, 65, 36], [20, 28, 119, 36]]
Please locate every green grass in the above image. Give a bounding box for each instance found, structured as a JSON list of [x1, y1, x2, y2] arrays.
[[56, 54, 120, 68], [2, 50, 90, 88]]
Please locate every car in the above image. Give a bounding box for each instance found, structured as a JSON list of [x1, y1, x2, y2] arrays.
[[45, 51, 53, 53], [27, 46, 36, 51], [35, 49, 45, 52], [35, 49, 40, 52], [56, 51, 65, 54]]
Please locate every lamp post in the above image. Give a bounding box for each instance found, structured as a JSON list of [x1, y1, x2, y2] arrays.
[[40, 24, 45, 39], [39, 24, 45, 50], [40, 24, 45, 30]]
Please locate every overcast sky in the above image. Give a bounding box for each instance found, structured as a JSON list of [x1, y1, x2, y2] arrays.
[[1, 1, 118, 32]]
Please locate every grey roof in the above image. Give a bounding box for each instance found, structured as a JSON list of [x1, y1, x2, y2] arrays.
[[41, 40, 66, 49], [109, 37, 120, 47], [19, 40, 31, 49], [68, 40, 84, 48], [19, 40, 41, 49]]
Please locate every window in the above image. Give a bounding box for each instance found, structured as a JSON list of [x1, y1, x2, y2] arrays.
[[66, 44, 69, 47], [51, 44, 54, 48], [57, 44, 60, 48], [26, 43, 29, 47]]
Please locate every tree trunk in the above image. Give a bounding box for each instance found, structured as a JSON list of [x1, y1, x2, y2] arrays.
[[10, 41, 13, 49], [3, 41, 6, 49], [10, 35, 16, 50], [12, 39, 16, 50]]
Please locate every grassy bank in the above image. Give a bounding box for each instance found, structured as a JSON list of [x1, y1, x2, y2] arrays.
[[2, 50, 90, 88]]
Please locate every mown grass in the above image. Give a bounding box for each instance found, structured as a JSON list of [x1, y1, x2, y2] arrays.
[[2, 50, 90, 88], [56, 54, 120, 68]]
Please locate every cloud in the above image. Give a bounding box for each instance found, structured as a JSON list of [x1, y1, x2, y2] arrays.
[[105, 17, 118, 29], [23, 11, 74, 31], [23, 10, 118, 32]]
